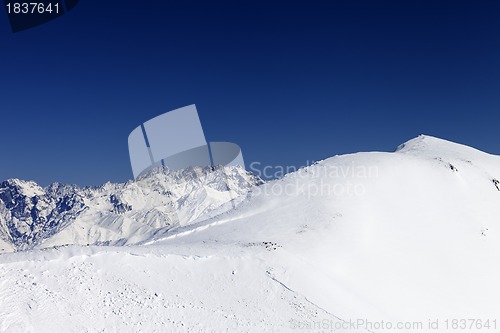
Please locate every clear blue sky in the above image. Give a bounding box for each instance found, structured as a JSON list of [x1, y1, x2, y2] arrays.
[[1, 0, 499, 186]]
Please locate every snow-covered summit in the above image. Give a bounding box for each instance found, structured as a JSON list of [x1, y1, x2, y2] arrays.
[[146, 135, 500, 327], [396, 134, 498, 160]]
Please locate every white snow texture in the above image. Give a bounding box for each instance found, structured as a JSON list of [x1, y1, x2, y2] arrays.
[[0, 135, 499, 333]]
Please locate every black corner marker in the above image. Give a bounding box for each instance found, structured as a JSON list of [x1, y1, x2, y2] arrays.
[[4, 0, 79, 33]]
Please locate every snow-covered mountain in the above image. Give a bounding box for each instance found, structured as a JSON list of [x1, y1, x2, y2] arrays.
[[0, 135, 499, 332], [0, 166, 263, 253]]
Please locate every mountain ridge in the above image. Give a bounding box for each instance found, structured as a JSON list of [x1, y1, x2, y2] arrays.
[[0, 165, 263, 252]]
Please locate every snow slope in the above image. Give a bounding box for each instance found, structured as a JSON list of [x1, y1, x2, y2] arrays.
[[0, 135, 499, 332]]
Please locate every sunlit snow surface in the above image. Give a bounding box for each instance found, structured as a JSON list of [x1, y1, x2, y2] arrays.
[[1, 135, 499, 332]]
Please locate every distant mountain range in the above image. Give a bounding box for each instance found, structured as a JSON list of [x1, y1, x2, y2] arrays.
[[0, 166, 263, 252]]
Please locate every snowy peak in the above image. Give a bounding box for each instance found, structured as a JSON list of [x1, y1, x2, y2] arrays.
[[394, 135, 500, 180], [396, 134, 498, 159], [0, 179, 45, 198], [148, 136, 500, 325], [0, 178, 87, 251]]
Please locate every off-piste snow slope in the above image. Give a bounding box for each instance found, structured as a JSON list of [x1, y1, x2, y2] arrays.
[[0, 135, 499, 333]]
